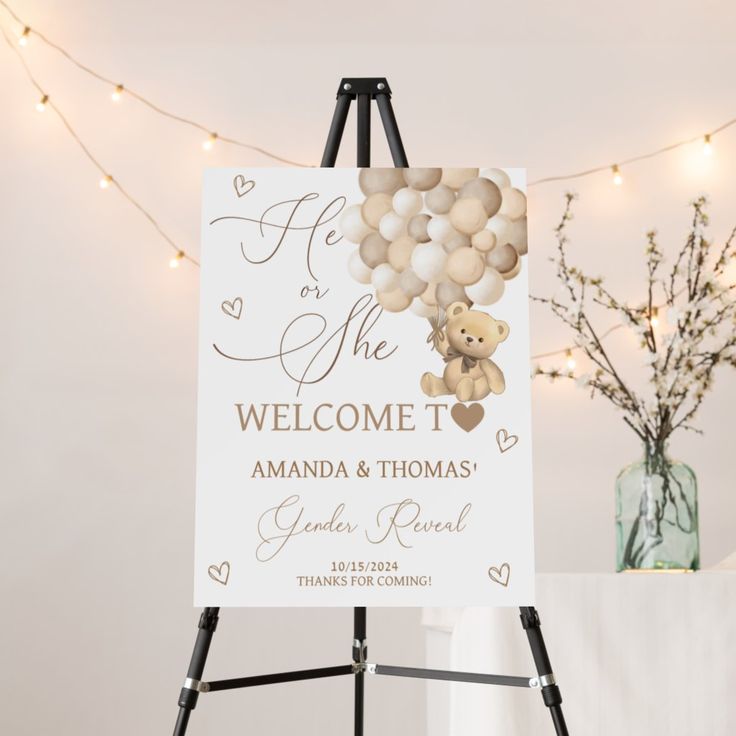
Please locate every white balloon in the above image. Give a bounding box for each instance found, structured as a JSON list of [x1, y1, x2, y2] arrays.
[[340, 204, 373, 243], [410, 297, 437, 318], [411, 242, 447, 283], [480, 168, 511, 190], [486, 214, 513, 246], [378, 211, 406, 241], [426, 215, 456, 244], [371, 263, 401, 292], [464, 267, 505, 305], [392, 187, 423, 217], [348, 249, 373, 284], [499, 187, 527, 220]]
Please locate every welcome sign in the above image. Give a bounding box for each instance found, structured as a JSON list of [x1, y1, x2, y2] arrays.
[[195, 167, 534, 606]]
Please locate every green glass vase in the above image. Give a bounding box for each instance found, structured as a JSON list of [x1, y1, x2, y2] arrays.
[[615, 442, 699, 572]]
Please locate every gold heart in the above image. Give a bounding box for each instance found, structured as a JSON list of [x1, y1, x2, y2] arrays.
[[221, 297, 243, 320], [496, 428, 519, 453], [488, 563, 511, 587], [450, 402, 484, 432], [208, 561, 230, 586], [233, 175, 255, 198]]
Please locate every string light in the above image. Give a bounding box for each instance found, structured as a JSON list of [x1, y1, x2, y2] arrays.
[[565, 349, 576, 371], [649, 307, 660, 328], [703, 134, 713, 156], [98, 174, 113, 189], [2, 0, 736, 280], [169, 251, 185, 269], [0, 23, 199, 269]]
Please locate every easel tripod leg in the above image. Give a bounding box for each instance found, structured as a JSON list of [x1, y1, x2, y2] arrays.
[[519, 607, 569, 736], [173, 607, 220, 736], [353, 607, 367, 736]]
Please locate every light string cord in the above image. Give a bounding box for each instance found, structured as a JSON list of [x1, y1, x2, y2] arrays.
[[0, 23, 199, 266], [0, 0, 310, 168], [528, 120, 736, 187]]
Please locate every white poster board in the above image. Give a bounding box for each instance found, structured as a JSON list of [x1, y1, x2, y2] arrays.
[[195, 167, 534, 606]]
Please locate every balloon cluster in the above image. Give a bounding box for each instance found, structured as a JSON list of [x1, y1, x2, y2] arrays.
[[342, 168, 527, 317]]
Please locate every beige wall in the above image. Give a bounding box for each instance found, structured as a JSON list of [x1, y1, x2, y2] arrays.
[[2, 1, 735, 734]]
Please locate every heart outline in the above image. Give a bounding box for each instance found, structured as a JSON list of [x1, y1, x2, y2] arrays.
[[221, 297, 243, 320], [233, 175, 255, 198], [496, 428, 519, 453], [488, 563, 511, 587], [450, 402, 484, 432], [208, 561, 230, 586]]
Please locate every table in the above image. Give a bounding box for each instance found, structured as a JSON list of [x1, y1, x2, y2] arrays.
[[422, 572, 736, 735]]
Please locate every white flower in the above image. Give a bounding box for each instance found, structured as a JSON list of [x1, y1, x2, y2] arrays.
[[575, 373, 591, 388]]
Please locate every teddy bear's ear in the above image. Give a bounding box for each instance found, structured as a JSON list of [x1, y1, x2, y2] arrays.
[[495, 320, 510, 342], [447, 301, 469, 318]]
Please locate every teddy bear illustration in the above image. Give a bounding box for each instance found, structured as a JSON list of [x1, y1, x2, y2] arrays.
[[421, 302, 509, 402]]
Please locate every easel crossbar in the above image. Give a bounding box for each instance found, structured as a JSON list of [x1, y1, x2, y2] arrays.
[[193, 663, 539, 694], [204, 665, 354, 692], [373, 664, 536, 689]]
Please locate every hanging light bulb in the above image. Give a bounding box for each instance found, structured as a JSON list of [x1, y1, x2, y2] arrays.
[[19, 26, 30, 46], [35, 94, 49, 112], [111, 84, 124, 102], [99, 174, 113, 189], [649, 307, 659, 328], [565, 349, 576, 371], [202, 132, 218, 151], [702, 134, 713, 157], [612, 165, 623, 186], [169, 251, 185, 269]]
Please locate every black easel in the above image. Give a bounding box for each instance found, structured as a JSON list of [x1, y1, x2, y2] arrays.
[[173, 77, 569, 736]]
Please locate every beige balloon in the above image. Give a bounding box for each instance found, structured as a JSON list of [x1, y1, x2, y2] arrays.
[[388, 236, 417, 271], [361, 193, 393, 229], [471, 229, 497, 252], [407, 213, 431, 243], [486, 243, 519, 273], [410, 297, 437, 318], [459, 177, 502, 217], [425, 184, 456, 215], [449, 198, 488, 235], [499, 187, 527, 220], [446, 247, 486, 285], [436, 281, 471, 309], [359, 168, 406, 196], [377, 288, 411, 312], [403, 168, 442, 191], [359, 232, 389, 268], [502, 260, 523, 280], [399, 268, 428, 297], [420, 282, 438, 306], [507, 216, 528, 255], [444, 231, 471, 253], [440, 168, 480, 190]]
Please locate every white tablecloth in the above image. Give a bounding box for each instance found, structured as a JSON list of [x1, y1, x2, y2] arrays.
[[422, 572, 736, 735]]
